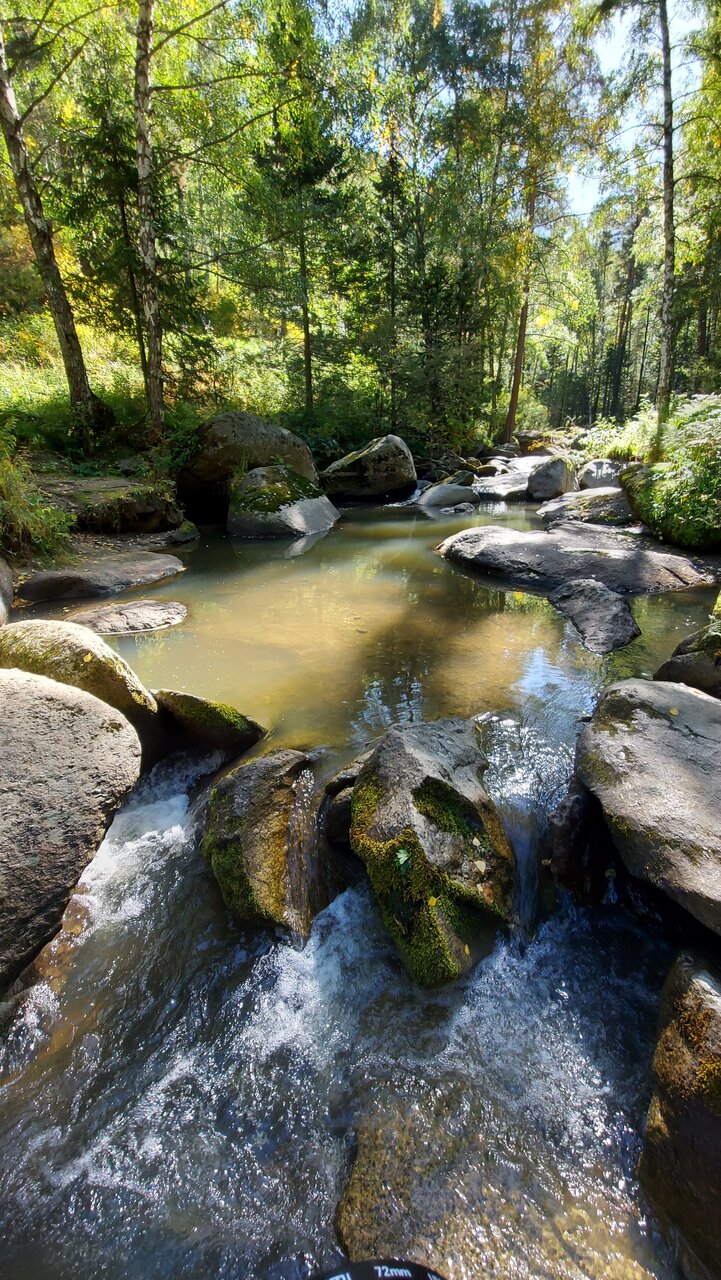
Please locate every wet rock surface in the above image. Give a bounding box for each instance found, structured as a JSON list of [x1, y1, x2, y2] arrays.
[[321, 434, 417, 500], [18, 551, 185, 603], [69, 599, 188, 635], [639, 951, 721, 1280], [350, 719, 515, 986], [155, 689, 265, 755], [548, 578, 641, 653], [438, 524, 716, 595], [0, 668, 141, 991], [576, 679, 721, 934]]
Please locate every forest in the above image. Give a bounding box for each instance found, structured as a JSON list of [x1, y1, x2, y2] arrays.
[[1, 0, 720, 508]]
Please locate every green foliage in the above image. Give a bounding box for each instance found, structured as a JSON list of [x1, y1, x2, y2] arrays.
[[0, 428, 75, 559]]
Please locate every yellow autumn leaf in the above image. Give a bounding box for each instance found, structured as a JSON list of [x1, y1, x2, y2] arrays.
[[669, 707, 679, 716], [428, 896, 438, 908], [464, 944, 470, 956], [83, 653, 93, 664]]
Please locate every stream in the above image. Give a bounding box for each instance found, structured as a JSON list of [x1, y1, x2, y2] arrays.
[[0, 503, 716, 1280]]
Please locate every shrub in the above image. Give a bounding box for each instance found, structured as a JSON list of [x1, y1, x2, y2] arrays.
[[0, 428, 75, 559]]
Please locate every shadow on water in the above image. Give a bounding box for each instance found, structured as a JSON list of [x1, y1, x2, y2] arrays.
[[0, 505, 716, 1280]]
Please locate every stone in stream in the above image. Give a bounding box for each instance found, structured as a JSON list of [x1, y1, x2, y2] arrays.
[[538, 486, 634, 529], [548, 578, 640, 653], [154, 689, 265, 755], [321, 434, 417, 500], [526, 454, 578, 501], [417, 473, 478, 508], [227, 465, 340, 538], [18, 551, 185, 603], [639, 951, 721, 1280], [198, 749, 329, 935], [472, 471, 530, 502], [579, 457, 624, 489], [0, 555, 13, 625], [179, 411, 318, 500], [0, 619, 160, 759], [437, 524, 716, 595], [655, 591, 721, 698], [69, 599, 188, 635], [0, 668, 141, 991], [350, 719, 515, 986], [576, 679, 721, 934]]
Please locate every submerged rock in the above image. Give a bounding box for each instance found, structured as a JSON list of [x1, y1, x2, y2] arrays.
[[548, 578, 640, 653], [639, 952, 721, 1280], [576, 679, 721, 934], [0, 619, 159, 756], [199, 749, 320, 934], [0, 555, 12, 625], [0, 668, 141, 990], [437, 524, 715, 595], [538, 486, 634, 528], [579, 458, 624, 489], [350, 719, 515, 986], [227, 465, 340, 538], [19, 551, 185, 603], [70, 599, 188, 635], [655, 592, 721, 698], [526, 454, 577, 501], [321, 434, 416, 500], [155, 689, 265, 755]]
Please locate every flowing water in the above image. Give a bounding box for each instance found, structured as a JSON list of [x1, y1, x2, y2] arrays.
[[0, 503, 716, 1280]]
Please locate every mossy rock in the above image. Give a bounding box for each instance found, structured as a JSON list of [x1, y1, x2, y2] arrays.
[[621, 458, 721, 551], [227, 465, 340, 538], [321, 434, 417, 500], [350, 719, 515, 987], [639, 952, 721, 1278], [199, 748, 316, 932], [37, 474, 183, 534], [154, 688, 265, 755], [0, 619, 159, 758]]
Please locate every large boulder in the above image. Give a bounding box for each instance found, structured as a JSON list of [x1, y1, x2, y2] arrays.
[[417, 475, 478, 508], [0, 619, 159, 757], [69, 599, 188, 635], [37, 475, 183, 534], [655, 591, 721, 698], [180, 411, 318, 492], [321, 434, 416, 500], [18, 551, 184, 603], [0, 669, 141, 990], [526, 454, 578, 502], [350, 720, 515, 986], [579, 458, 624, 489], [473, 471, 529, 502], [227, 465, 340, 538], [538, 486, 634, 528], [576, 679, 721, 934], [438, 524, 716, 595], [155, 689, 265, 755], [621, 458, 721, 551], [199, 749, 326, 935], [0, 555, 12, 625], [548, 578, 640, 653], [639, 952, 721, 1280]]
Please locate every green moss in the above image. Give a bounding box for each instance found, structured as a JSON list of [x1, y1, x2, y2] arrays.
[[229, 465, 318, 516], [200, 777, 287, 926], [677, 993, 721, 1116], [156, 689, 264, 750], [621, 456, 721, 551]]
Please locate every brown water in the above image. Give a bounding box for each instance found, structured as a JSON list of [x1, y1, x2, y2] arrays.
[[0, 503, 715, 1280]]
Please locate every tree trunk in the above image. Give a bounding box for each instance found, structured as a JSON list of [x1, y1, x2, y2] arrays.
[[635, 305, 651, 411], [0, 25, 101, 430], [505, 172, 536, 443], [298, 192, 313, 417], [656, 0, 674, 434], [134, 0, 164, 439], [118, 188, 149, 387]]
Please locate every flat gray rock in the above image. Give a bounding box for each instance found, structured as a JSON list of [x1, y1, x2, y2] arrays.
[[576, 679, 721, 934], [549, 578, 640, 653], [70, 600, 188, 635], [19, 552, 185, 603], [438, 524, 715, 594], [0, 556, 12, 626], [538, 486, 634, 528], [0, 669, 141, 990]]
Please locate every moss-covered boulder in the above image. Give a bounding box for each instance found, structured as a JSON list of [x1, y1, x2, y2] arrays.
[[227, 465, 340, 538], [350, 719, 515, 986], [639, 952, 721, 1280], [155, 689, 265, 755], [37, 474, 183, 534], [199, 749, 323, 934], [655, 590, 721, 698], [0, 619, 159, 758], [0, 555, 13, 626], [321, 434, 417, 500], [621, 456, 721, 550], [538, 486, 634, 528], [576, 679, 721, 934]]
